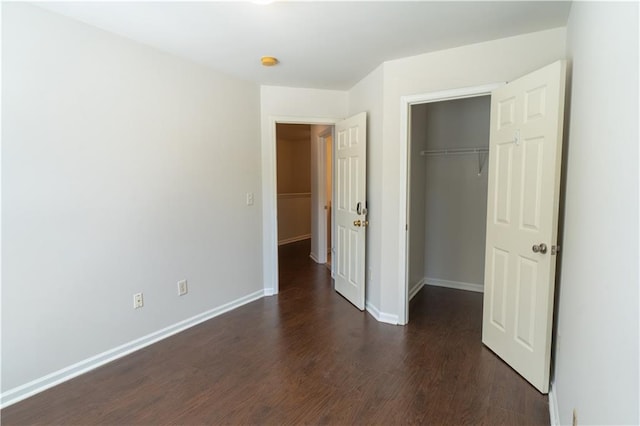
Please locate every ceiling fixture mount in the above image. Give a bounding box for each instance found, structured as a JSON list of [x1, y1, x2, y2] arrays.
[[261, 56, 279, 67]]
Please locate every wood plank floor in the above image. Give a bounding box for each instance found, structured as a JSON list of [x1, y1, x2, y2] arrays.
[[2, 240, 549, 425]]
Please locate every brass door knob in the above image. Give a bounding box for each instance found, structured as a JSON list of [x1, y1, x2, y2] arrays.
[[353, 219, 361, 227]]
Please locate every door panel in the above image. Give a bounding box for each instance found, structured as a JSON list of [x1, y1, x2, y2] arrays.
[[520, 137, 544, 231], [334, 112, 367, 310], [482, 60, 566, 393], [515, 255, 538, 350], [494, 143, 514, 225], [489, 247, 509, 331]]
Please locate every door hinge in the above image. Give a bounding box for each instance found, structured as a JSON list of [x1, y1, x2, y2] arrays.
[[405, 224, 408, 231], [551, 245, 561, 255]]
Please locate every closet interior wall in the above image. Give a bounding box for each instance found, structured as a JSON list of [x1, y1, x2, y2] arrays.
[[409, 96, 491, 299]]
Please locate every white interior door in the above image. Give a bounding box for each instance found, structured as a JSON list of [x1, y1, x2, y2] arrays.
[[334, 112, 367, 310], [482, 60, 566, 393]]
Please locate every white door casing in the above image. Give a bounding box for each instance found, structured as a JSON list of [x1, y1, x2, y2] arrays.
[[262, 116, 339, 295], [398, 83, 504, 325], [334, 112, 367, 310], [482, 60, 566, 393]]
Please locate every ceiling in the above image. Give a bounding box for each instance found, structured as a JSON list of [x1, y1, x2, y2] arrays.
[[35, 1, 572, 90]]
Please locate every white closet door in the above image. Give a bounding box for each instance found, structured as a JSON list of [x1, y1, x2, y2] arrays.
[[482, 60, 566, 393]]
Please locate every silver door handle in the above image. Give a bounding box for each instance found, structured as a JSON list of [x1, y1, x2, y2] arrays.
[[532, 243, 547, 254]]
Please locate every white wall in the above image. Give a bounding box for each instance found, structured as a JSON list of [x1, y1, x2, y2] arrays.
[[309, 124, 332, 261], [422, 97, 490, 287], [408, 104, 427, 295], [378, 28, 567, 319], [552, 2, 639, 424], [347, 65, 385, 315], [326, 135, 332, 252], [260, 86, 347, 293], [2, 2, 262, 398]]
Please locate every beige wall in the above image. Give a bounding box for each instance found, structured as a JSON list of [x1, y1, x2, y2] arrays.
[[276, 124, 311, 194], [276, 124, 312, 244]]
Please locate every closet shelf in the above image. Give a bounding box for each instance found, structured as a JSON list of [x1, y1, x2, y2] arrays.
[[420, 147, 489, 156]]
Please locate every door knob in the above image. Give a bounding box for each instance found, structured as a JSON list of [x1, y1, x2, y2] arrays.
[[353, 220, 361, 227], [532, 243, 547, 254]]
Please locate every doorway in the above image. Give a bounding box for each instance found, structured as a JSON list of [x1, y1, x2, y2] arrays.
[[399, 83, 503, 324], [400, 62, 566, 393], [264, 112, 367, 313], [406, 95, 491, 320], [275, 124, 312, 248], [274, 122, 336, 288]]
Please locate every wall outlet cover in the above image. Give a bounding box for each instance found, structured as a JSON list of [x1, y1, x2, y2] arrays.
[[133, 292, 144, 309], [178, 280, 188, 296]]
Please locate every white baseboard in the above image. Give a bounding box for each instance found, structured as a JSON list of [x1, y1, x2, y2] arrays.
[[278, 234, 311, 246], [263, 287, 276, 296], [549, 382, 560, 426], [0, 289, 266, 408], [365, 301, 399, 325], [409, 278, 426, 301], [309, 252, 320, 263], [425, 277, 484, 293]]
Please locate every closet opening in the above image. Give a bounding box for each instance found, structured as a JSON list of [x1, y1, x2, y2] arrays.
[[406, 94, 492, 321]]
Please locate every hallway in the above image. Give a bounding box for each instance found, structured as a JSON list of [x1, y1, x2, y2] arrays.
[[3, 239, 549, 425]]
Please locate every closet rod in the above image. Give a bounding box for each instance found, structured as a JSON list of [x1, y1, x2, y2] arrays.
[[420, 147, 489, 156]]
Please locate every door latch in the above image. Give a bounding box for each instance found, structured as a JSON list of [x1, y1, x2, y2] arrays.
[[532, 243, 548, 254]]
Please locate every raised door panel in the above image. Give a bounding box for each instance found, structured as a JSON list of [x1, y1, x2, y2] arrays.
[[482, 61, 566, 393], [334, 113, 367, 311]]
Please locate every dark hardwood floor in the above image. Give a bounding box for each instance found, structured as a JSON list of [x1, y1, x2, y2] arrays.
[[2, 239, 549, 425]]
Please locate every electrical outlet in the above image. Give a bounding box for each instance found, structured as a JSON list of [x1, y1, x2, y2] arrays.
[[572, 409, 578, 426], [178, 279, 188, 296], [133, 292, 144, 309], [246, 192, 254, 206]]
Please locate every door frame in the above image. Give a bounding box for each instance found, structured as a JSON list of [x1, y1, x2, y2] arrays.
[[262, 116, 339, 295], [397, 83, 504, 325], [316, 126, 335, 267]]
